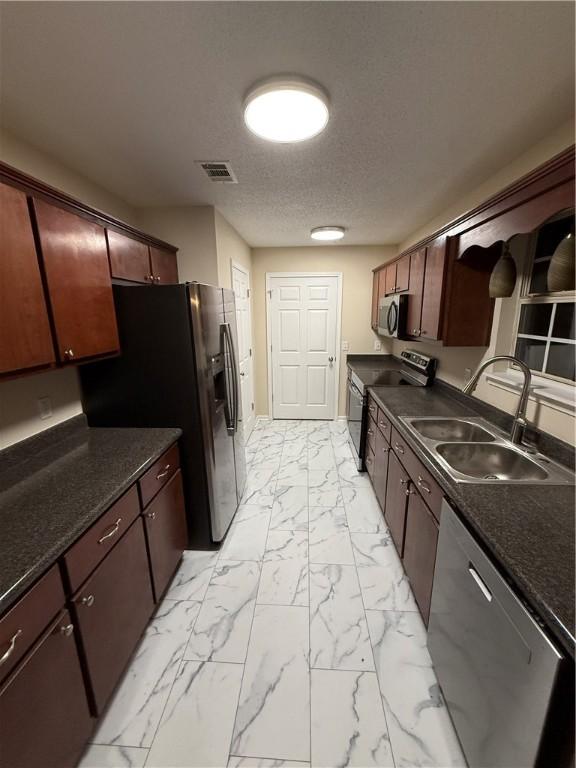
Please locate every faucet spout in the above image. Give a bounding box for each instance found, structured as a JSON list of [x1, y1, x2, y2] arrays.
[[462, 355, 532, 445]]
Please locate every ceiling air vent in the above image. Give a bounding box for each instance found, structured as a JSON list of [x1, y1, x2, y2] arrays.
[[197, 161, 238, 183]]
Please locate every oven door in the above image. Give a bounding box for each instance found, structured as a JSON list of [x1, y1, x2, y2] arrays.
[[346, 376, 366, 470]]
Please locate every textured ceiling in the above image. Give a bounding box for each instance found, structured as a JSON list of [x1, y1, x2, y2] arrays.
[[0, 2, 574, 247]]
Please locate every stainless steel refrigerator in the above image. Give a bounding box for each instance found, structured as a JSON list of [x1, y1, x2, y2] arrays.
[[79, 282, 247, 548]]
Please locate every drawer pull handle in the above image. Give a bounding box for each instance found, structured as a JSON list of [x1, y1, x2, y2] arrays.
[[0, 629, 22, 666], [400, 478, 408, 486], [468, 565, 492, 602], [369, 406, 376, 413], [146, 511, 156, 520], [394, 442, 405, 454], [417, 476, 431, 494], [98, 518, 122, 544], [382, 447, 390, 453], [60, 623, 74, 637], [405, 488, 414, 496], [81, 595, 95, 607], [378, 420, 388, 428], [156, 464, 171, 480], [367, 429, 374, 436]]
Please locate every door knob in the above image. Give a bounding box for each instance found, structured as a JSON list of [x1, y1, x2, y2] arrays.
[[328, 356, 334, 363], [240, 372, 245, 377]]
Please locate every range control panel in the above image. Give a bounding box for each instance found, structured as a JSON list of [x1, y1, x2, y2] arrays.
[[400, 349, 437, 377]]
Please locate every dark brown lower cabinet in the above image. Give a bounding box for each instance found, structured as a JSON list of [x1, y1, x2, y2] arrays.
[[373, 428, 390, 510], [384, 451, 410, 556], [0, 609, 93, 768], [402, 489, 439, 625], [144, 470, 188, 601], [72, 519, 154, 714]]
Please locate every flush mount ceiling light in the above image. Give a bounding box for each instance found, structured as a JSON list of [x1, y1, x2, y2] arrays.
[[243, 77, 330, 143], [310, 226, 345, 242]]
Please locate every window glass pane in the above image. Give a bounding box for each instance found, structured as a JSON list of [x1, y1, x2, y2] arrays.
[[514, 337, 546, 372], [552, 303, 575, 340], [528, 259, 551, 294], [546, 342, 576, 382], [518, 303, 552, 336]]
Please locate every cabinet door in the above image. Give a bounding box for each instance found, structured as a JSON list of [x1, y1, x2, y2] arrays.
[[373, 427, 390, 511], [395, 254, 410, 292], [403, 489, 439, 625], [33, 200, 119, 363], [384, 451, 410, 556], [371, 271, 380, 329], [107, 229, 152, 283], [0, 183, 55, 375], [72, 519, 154, 714], [149, 246, 179, 284], [143, 470, 187, 601], [420, 238, 446, 341], [0, 610, 93, 768], [385, 262, 397, 294], [406, 247, 425, 337]]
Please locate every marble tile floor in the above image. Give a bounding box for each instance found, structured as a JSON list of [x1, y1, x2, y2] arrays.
[[80, 419, 466, 768]]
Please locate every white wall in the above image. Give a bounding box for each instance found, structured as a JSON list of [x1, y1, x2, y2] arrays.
[[215, 209, 252, 290], [251, 245, 397, 417], [0, 130, 141, 448], [393, 119, 575, 443]]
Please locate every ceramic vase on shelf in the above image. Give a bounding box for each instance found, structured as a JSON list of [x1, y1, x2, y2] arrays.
[[547, 233, 575, 292], [489, 245, 517, 298]]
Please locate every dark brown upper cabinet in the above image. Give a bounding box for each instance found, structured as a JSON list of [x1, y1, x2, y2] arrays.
[[420, 238, 446, 341], [371, 271, 379, 330], [406, 247, 425, 338], [107, 229, 152, 283], [149, 246, 179, 284], [107, 232, 179, 285], [395, 254, 410, 292], [0, 182, 55, 375], [385, 262, 397, 294], [33, 199, 120, 364]]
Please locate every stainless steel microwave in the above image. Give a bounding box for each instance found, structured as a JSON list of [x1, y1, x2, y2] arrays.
[[378, 294, 407, 337]]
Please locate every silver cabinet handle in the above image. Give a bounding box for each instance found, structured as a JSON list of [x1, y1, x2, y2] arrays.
[[405, 488, 415, 496], [400, 478, 409, 486], [417, 476, 431, 494], [156, 464, 171, 480], [98, 517, 122, 544], [63, 348, 75, 360], [468, 565, 492, 602], [368, 405, 376, 413], [60, 623, 74, 637], [394, 442, 405, 454], [146, 274, 154, 282], [146, 511, 156, 520], [381, 446, 390, 453], [81, 595, 95, 607], [154, 276, 161, 283], [367, 428, 374, 436], [0, 629, 22, 666]]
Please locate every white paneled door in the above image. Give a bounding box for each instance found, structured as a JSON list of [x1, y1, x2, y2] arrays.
[[268, 274, 340, 419], [232, 262, 255, 436]]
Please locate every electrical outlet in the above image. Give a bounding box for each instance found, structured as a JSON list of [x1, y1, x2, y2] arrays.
[[374, 339, 382, 351], [341, 340, 349, 351], [37, 397, 52, 420]]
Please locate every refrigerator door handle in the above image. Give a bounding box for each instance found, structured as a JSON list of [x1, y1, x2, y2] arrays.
[[224, 322, 240, 434], [220, 323, 234, 435]]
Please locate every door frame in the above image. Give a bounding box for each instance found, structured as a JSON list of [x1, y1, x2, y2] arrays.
[[265, 271, 343, 420], [231, 260, 256, 436]]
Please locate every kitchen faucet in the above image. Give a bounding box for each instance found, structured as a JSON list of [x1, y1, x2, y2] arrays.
[[462, 355, 532, 445]]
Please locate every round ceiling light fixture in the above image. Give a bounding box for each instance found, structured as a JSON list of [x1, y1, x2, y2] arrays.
[[310, 226, 345, 242], [243, 77, 330, 143]]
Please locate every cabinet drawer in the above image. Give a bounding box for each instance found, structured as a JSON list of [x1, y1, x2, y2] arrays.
[[366, 417, 377, 455], [367, 396, 378, 422], [365, 446, 376, 481], [390, 427, 443, 522], [63, 485, 141, 593], [376, 408, 392, 442], [144, 471, 188, 601], [0, 609, 93, 768], [0, 564, 65, 684], [139, 443, 180, 508], [72, 518, 154, 714]]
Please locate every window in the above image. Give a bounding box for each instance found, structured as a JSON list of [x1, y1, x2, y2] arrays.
[[512, 212, 575, 384]]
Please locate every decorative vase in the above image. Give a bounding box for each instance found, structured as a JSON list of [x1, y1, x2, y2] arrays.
[[547, 234, 575, 292], [489, 247, 517, 298]]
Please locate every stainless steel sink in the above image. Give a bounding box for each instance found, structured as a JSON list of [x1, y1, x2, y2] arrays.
[[435, 442, 548, 481], [401, 416, 574, 485], [410, 418, 495, 443]]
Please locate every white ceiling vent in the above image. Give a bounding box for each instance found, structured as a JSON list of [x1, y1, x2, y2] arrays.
[[197, 161, 238, 183]]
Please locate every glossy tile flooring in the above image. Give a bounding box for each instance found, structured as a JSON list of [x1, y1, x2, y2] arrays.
[[80, 419, 466, 768]]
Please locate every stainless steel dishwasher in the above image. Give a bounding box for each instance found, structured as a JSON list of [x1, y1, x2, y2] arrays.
[[428, 500, 563, 768]]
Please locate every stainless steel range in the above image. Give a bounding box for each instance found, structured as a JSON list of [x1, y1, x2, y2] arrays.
[[346, 350, 436, 470]]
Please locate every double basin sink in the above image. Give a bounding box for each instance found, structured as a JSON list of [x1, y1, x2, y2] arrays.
[[400, 417, 574, 485]]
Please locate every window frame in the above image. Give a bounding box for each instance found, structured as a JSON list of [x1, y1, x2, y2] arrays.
[[509, 228, 575, 386]]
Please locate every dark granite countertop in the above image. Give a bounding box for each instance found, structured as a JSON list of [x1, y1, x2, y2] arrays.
[[368, 384, 575, 658], [0, 416, 182, 615]]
